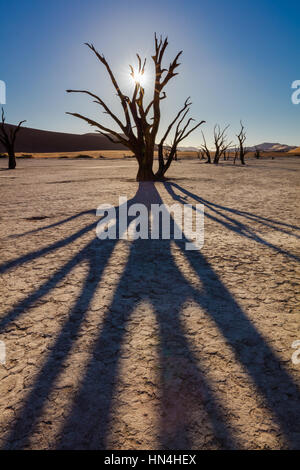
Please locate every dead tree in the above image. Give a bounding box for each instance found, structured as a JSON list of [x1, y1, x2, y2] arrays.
[[223, 148, 232, 161], [233, 146, 239, 165], [213, 124, 231, 164], [200, 131, 212, 163], [223, 149, 231, 161], [67, 35, 205, 181], [221, 139, 233, 162], [236, 121, 248, 165], [197, 149, 206, 160], [0, 108, 26, 169], [254, 147, 261, 159]]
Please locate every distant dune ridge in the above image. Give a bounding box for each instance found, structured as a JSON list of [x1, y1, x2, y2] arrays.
[[246, 142, 297, 152], [288, 146, 300, 154], [0, 124, 127, 153], [228, 142, 298, 152], [0, 124, 298, 154]]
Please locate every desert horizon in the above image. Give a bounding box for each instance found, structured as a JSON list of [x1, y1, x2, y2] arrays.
[[1, 122, 299, 159]]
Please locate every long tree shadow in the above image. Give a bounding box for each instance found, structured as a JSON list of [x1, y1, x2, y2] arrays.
[[8, 209, 96, 239], [165, 182, 300, 261], [1, 183, 299, 449], [167, 181, 300, 232], [2, 184, 236, 449]]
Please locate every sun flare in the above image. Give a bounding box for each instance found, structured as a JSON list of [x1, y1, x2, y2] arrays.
[[131, 70, 147, 87]]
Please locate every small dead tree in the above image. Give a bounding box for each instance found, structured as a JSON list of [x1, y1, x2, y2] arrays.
[[197, 148, 206, 160], [233, 146, 239, 165], [0, 108, 26, 169], [254, 147, 261, 159], [223, 147, 233, 161], [236, 121, 248, 165], [67, 35, 205, 181], [200, 131, 212, 163], [223, 149, 230, 161], [213, 124, 231, 164], [221, 140, 233, 162]]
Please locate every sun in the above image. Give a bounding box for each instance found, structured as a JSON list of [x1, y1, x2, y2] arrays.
[[131, 70, 147, 87]]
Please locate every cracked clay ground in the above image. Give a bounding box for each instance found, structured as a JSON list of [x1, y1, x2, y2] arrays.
[[0, 156, 299, 449]]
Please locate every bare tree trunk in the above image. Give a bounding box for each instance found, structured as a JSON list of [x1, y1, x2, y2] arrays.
[[213, 151, 220, 164], [136, 151, 155, 181], [0, 108, 26, 170], [237, 121, 247, 165], [8, 149, 16, 170], [240, 150, 245, 165], [136, 164, 155, 181], [157, 143, 165, 178], [156, 147, 177, 179]]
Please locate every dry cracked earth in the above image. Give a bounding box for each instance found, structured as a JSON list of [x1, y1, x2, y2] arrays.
[[0, 156, 299, 450]]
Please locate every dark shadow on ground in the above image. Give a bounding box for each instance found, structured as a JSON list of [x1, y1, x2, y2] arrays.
[[164, 182, 300, 259], [0, 183, 299, 449]]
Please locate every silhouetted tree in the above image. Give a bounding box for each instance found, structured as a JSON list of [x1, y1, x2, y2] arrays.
[[200, 131, 212, 163], [254, 147, 261, 159], [197, 148, 206, 160], [213, 124, 231, 164], [233, 146, 239, 165], [67, 35, 205, 181], [236, 121, 248, 165], [0, 108, 26, 169]]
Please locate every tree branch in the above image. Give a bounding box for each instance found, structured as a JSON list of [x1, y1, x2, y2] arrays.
[[65, 112, 131, 148]]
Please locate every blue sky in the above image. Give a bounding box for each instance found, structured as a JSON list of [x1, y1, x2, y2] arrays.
[[1, 0, 299, 147]]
